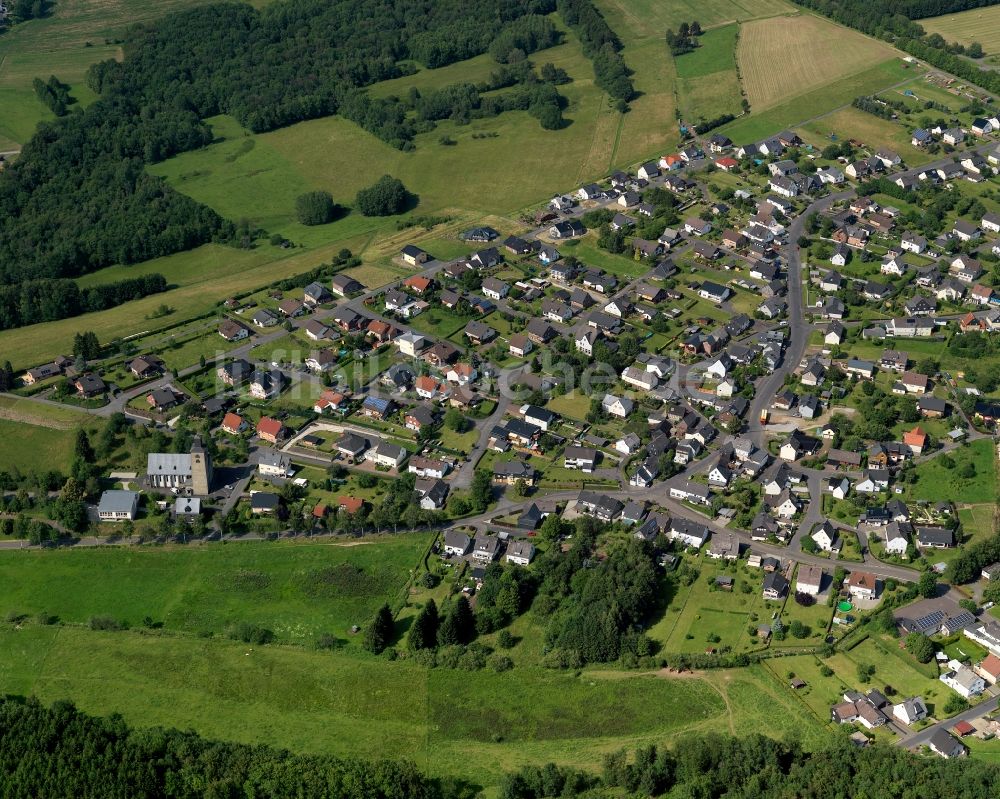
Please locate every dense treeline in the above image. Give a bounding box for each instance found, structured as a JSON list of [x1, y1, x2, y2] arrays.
[[489, 14, 560, 63], [557, 0, 635, 104], [0, 97, 229, 284], [90, 0, 558, 135], [0, 274, 168, 331], [528, 518, 658, 665], [0, 698, 443, 798], [500, 732, 1000, 798]]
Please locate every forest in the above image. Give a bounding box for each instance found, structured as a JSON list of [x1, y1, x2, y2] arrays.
[[4, 698, 1000, 798]]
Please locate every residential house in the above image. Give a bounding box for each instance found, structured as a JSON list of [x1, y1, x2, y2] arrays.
[[257, 448, 292, 479], [365, 441, 408, 469], [892, 696, 928, 725], [796, 565, 824, 596], [218, 319, 250, 342], [255, 416, 285, 444], [602, 394, 633, 418], [847, 570, 878, 600], [763, 571, 789, 600]]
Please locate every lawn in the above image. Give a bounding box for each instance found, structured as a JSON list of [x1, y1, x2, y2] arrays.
[[737, 14, 896, 112], [156, 328, 246, 371], [799, 106, 933, 167], [904, 438, 997, 505], [0, 623, 736, 788], [570, 239, 653, 279], [777, 583, 834, 647], [958, 503, 996, 541], [674, 23, 743, 123], [921, 5, 1000, 55], [0, 535, 430, 644], [546, 390, 592, 421], [658, 558, 772, 654], [408, 305, 477, 339]]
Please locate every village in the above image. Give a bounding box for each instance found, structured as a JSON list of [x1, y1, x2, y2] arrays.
[[9, 64, 1000, 760]]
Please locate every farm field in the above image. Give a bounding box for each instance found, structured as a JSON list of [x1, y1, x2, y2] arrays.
[[675, 24, 743, 124], [721, 58, 916, 144], [0, 623, 745, 788], [0, 536, 430, 644], [595, 0, 793, 38], [921, 5, 1000, 55], [738, 14, 897, 112]]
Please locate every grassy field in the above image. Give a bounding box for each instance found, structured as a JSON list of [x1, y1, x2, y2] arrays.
[[675, 23, 743, 123], [0, 536, 430, 644], [0, 622, 743, 787], [921, 5, 1000, 55], [655, 558, 774, 654], [0, 236, 379, 370], [799, 106, 932, 166], [738, 14, 897, 112], [720, 58, 915, 143], [150, 21, 663, 226], [903, 438, 996, 505], [0, 396, 102, 473]]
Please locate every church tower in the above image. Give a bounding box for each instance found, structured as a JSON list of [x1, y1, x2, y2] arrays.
[[190, 436, 213, 496]]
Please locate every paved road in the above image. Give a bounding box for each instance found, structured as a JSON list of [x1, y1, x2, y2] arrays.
[[897, 696, 1000, 749], [746, 190, 852, 450]]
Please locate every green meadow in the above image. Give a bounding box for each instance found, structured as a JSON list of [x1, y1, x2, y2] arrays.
[[0, 536, 431, 644], [675, 23, 744, 123], [0, 621, 831, 789]]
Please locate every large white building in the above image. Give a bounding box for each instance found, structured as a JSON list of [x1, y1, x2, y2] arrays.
[[97, 490, 140, 522]]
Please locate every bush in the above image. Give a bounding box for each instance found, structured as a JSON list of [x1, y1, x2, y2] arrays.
[[489, 653, 514, 672], [227, 622, 274, 644], [794, 591, 816, 607], [89, 616, 127, 631], [295, 190, 338, 225], [497, 629, 515, 649], [789, 620, 810, 639], [355, 175, 411, 216]]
